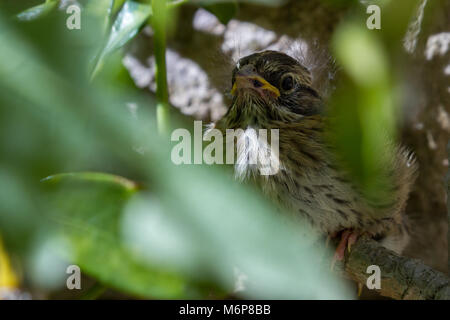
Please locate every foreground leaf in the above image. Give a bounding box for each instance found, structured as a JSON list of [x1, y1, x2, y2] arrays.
[[41, 173, 205, 299], [16, 0, 58, 21], [92, 1, 152, 78]]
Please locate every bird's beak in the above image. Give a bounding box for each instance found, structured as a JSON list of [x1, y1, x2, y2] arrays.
[[231, 74, 280, 98]]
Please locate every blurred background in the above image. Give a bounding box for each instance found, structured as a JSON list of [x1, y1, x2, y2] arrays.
[[0, 0, 448, 300]]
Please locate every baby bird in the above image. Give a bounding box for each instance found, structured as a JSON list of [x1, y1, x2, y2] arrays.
[[212, 50, 418, 261]]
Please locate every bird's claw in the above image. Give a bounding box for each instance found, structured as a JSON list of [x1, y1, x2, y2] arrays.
[[330, 229, 359, 271], [347, 231, 359, 253], [357, 282, 364, 297]]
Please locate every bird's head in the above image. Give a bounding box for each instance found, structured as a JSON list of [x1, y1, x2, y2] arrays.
[[223, 50, 322, 128]]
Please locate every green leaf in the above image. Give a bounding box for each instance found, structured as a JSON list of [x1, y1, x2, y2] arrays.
[[16, 0, 58, 21], [91, 1, 152, 79], [41, 172, 140, 191], [112, 0, 127, 14], [85, 0, 116, 36], [41, 172, 203, 299], [329, 22, 397, 203], [200, 1, 238, 25], [103, 1, 152, 55]]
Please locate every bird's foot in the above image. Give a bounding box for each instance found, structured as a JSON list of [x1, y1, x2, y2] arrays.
[[357, 282, 364, 297], [330, 229, 359, 270]]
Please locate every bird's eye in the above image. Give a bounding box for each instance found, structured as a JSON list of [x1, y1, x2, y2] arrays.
[[281, 75, 294, 92]]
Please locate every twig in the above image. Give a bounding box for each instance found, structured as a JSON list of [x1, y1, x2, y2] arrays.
[[334, 237, 450, 300]]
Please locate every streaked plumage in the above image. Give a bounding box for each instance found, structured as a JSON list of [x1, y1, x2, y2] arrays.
[[212, 50, 417, 254]]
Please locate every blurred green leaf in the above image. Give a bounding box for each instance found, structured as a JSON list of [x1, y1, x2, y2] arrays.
[[16, 0, 58, 21], [86, 0, 115, 36], [112, 0, 127, 13], [41, 173, 200, 298], [103, 1, 152, 55], [92, 1, 152, 78], [333, 24, 388, 87], [42, 172, 140, 191], [329, 21, 397, 202]]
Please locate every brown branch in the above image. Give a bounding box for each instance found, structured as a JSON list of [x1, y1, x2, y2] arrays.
[[334, 237, 450, 300]]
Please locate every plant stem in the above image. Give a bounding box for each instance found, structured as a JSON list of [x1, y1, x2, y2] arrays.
[[151, 0, 170, 135]]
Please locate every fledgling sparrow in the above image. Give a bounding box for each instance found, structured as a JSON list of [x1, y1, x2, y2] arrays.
[[210, 50, 418, 260]]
